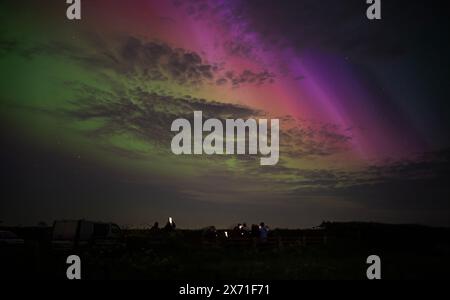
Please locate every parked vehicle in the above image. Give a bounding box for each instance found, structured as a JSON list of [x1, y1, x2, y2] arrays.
[[0, 231, 25, 246], [51, 220, 124, 252]]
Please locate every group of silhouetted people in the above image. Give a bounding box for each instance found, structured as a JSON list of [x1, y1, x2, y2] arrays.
[[233, 222, 269, 242], [150, 217, 176, 233], [149, 218, 269, 242]]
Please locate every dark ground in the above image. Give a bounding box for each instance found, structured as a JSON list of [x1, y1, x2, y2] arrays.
[[1, 222, 449, 280]]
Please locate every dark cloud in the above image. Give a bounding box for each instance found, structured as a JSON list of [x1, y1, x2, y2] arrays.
[[66, 82, 260, 152], [219, 69, 275, 88], [65, 79, 352, 161], [17, 33, 278, 89], [119, 37, 215, 85], [286, 149, 450, 208], [1, 28, 348, 162], [279, 116, 352, 158], [237, 146, 450, 198], [112, 37, 276, 88]]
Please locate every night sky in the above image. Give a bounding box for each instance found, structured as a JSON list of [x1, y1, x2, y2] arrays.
[[1, 0, 450, 228]]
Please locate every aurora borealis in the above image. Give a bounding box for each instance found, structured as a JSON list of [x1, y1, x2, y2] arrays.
[[1, 0, 450, 228]]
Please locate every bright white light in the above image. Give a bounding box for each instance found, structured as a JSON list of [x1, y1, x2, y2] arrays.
[[169, 217, 173, 224], [224, 231, 228, 238]]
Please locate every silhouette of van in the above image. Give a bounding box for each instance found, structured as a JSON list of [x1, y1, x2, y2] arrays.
[[52, 220, 124, 252]]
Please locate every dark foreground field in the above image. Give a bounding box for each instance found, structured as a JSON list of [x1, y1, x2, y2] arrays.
[[1, 222, 450, 280]]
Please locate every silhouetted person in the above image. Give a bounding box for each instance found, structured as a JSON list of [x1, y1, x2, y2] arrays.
[[259, 222, 269, 242], [231, 223, 243, 238], [150, 222, 159, 233], [202, 226, 217, 242], [164, 218, 176, 232], [241, 223, 250, 237]]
